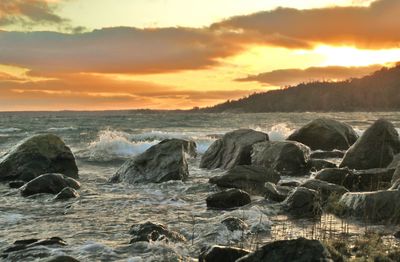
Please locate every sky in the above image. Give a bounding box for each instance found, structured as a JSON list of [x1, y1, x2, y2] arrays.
[[1, 0, 400, 111]]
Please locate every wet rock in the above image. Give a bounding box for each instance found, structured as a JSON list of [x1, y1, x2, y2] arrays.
[[0, 134, 78, 182], [129, 221, 186, 243], [264, 182, 292, 202], [221, 217, 248, 231], [278, 181, 300, 187], [252, 141, 311, 176], [110, 139, 191, 184], [236, 237, 334, 262], [44, 256, 80, 262], [340, 119, 400, 170], [391, 164, 400, 184], [387, 153, 400, 169], [300, 179, 348, 203], [339, 190, 400, 223], [308, 159, 337, 172], [8, 180, 25, 188], [2, 237, 67, 256], [310, 150, 345, 159], [54, 187, 79, 200], [394, 231, 400, 239], [206, 189, 251, 209], [200, 129, 268, 170], [389, 179, 400, 190], [282, 187, 322, 218], [288, 118, 358, 151], [199, 245, 250, 262], [209, 165, 280, 195], [21, 173, 80, 197]]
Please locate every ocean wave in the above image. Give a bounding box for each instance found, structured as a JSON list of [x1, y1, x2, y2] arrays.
[[46, 126, 77, 132], [253, 123, 294, 141], [0, 127, 22, 133]]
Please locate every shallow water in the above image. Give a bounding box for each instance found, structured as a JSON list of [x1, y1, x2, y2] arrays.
[[1, 111, 400, 261]]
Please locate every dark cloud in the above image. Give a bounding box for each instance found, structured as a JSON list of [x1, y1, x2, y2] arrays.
[[212, 0, 400, 49], [0, 0, 65, 27], [237, 65, 382, 86]]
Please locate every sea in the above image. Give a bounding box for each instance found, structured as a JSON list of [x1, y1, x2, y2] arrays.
[[1, 111, 400, 261]]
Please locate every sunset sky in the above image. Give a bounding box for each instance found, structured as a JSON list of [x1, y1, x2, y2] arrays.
[[1, 0, 400, 110]]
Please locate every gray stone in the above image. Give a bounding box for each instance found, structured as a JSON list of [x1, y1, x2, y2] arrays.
[[54, 187, 79, 200], [288, 118, 358, 151], [221, 217, 248, 231], [264, 182, 292, 202], [308, 159, 337, 172], [200, 129, 268, 170], [300, 179, 348, 203], [310, 150, 345, 159], [21, 173, 80, 197], [282, 187, 322, 218], [199, 245, 249, 262], [129, 221, 186, 243], [206, 189, 251, 209]]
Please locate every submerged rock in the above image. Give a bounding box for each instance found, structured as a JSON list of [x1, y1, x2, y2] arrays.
[[8, 180, 25, 188], [236, 238, 334, 262], [221, 217, 248, 232], [282, 187, 322, 218], [200, 129, 268, 170], [44, 256, 80, 262], [2, 237, 67, 256], [0, 134, 78, 182], [199, 245, 250, 262], [340, 119, 400, 170], [339, 190, 400, 223], [264, 182, 292, 202], [129, 221, 186, 243], [206, 189, 251, 209], [209, 165, 280, 195], [110, 139, 191, 184], [54, 187, 79, 200], [252, 141, 311, 176], [300, 179, 348, 203], [21, 173, 80, 197], [310, 150, 345, 159], [288, 118, 358, 151]]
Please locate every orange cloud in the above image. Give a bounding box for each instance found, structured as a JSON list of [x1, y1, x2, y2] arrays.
[[237, 64, 382, 86], [212, 0, 400, 49]]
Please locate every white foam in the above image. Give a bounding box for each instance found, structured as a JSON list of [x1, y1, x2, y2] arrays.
[[47, 127, 77, 132], [0, 128, 21, 133], [80, 241, 115, 254], [268, 123, 294, 141]]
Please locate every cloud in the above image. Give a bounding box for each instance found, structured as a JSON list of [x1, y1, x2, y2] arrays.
[[0, 27, 242, 75], [236, 64, 382, 86], [0, 0, 65, 27], [212, 0, 400, 49], [0, 73, 256, 110]]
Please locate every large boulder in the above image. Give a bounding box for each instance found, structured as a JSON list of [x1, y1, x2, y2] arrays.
[[339, 190, 400, 223], [200, 129, 268, 170], [315, 168, 394, 191], [109, 139, 191, 184], [0, 134, 78, 182], [300, 179, 348, 203], [21, 173, 80, 197], [199, 245, 250, 262], [129, 221, 186, 243], [209, 165, 280, 195], [282, 187, 322, 218], [206, 189, 251, 209], [237, 238, 334, 262], [252, 141, 311, 176], [288, 118, 358, 151], [340, 119, 400, 170]]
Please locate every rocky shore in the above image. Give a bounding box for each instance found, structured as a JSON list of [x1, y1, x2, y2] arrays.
[[1, 117, 400, 261]]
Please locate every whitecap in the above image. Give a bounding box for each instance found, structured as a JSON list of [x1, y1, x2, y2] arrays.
[[0, 127, 22, 133], [46, 127, 77, 132]]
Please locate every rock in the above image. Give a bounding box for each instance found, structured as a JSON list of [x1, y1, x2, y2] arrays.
[[278, 181, 300, 187], [339, 190, 400, 223], [340, 119, 400, 170], [199, 245, 250, 262], [21, 173, 80, 197], [390, 179, 400, 190], [252, 141, 311, 176], [308, 159, 337, 172], [221, 217, 248, 231], [209, 165, 280, 195], [264, 182, 292, 202], [315, 168, 393, 191], [236, 237, 334, 262], [391, 164, 400, 184], [129, 221, 186, 243], [0, 134, 78, 182], [288, 118, 358, 151], [44, 256, 80, 262], [387, 153, 400, 169], [310, 150, 345, 159], [282, 187, 322, 218], [3, 237, 67, 255], [206, 189, 251, 209], [110, 139, 190, 184], [8, 180, 25, 188], [200, 129, 268, 170], [54, 187, 79, 200], [300, 179, 348, 203], [394, 231, 400, 239]]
